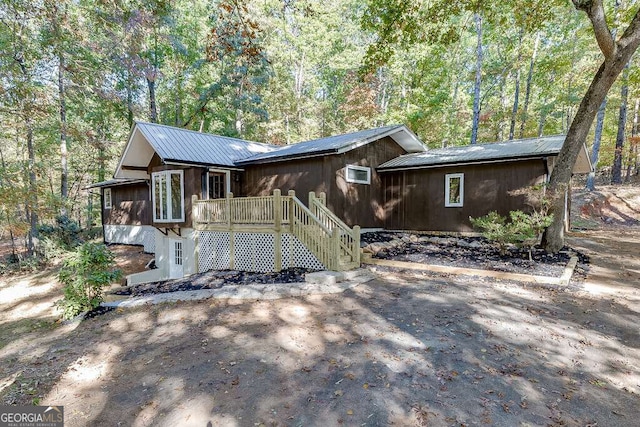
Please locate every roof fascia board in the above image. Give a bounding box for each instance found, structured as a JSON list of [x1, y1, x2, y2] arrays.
[[335, 126, 403, 155], [377, 155, 551, 172], [114, 124, 145, 178], [335, 125, 425, 155], [238, 125, 424, 165], [235, 149, 337, 165]]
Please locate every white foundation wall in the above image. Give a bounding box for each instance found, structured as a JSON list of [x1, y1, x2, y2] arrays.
[[153, 228, 198, 278], [104, 225, 156, 253]]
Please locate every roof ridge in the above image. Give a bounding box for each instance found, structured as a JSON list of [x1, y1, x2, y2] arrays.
[[289, 124, 404, 145]]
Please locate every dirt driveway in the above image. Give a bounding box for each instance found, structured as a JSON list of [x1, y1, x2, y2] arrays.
[[1, 228, 639, 427]]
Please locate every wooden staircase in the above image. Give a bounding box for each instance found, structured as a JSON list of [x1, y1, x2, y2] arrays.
[[193, 190, 361, 272], [289, 191, 360, 271]]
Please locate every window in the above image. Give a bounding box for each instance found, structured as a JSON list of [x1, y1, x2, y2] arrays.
[[207, 170, 230, 199], [152, 170, 184, 222], [445, 173, 464, 207], [345, 165, 371, 184], [104, 188, 112, 209]]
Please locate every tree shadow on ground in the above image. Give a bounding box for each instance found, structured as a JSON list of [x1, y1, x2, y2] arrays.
[[1, 269, 631, 427]]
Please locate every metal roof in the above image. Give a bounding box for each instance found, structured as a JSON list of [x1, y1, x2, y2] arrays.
[[136, 122, 277, 166], [84, 178, 147, 190], [378, 135, 569, 171], [237, 124, 425, 165]]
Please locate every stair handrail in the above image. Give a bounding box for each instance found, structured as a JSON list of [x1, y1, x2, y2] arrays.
[[308, 192, 360, 268]]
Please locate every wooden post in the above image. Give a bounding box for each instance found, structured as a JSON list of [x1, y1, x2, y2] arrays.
[[226, 192, 233, 229], [273, 189, 282, 272], [288, 190, 295, 233], [332, 228, 341, 271], [227, 192, 234, 269], [308, 191, 316, 216], [319, 192, 326, 206], [353, 225, 361, 266], [194, 231, 200, 273], [191, 194, 198, 226]]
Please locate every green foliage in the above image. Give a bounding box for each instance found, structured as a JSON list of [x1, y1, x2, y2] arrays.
[[56, 243, 122, 320], [471, 184, 554, 254], [37, 215, 83, 261], [470, 210, 553, 254]]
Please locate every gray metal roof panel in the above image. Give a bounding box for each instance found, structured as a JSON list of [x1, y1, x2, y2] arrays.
[[237, 125, 406, 164], [378, 135, 566, 170], [136, 122, 277, 167]]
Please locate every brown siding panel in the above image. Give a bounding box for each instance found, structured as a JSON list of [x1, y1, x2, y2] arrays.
[[243, 136, 407, 228], [103, 183, 150, 226], [382, 159, 547, 231]]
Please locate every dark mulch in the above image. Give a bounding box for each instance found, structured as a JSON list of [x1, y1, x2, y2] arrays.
[[363, 232, 589, 278], [113, 267, 311, 297], [85, 305, 116, 319]]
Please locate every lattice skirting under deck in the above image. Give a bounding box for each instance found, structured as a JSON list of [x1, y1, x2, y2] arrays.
[[198, 231, 324, 273]]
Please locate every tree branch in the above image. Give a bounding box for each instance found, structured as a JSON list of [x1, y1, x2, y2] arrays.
[[618, 7, 640, 55], [573, 0, 616, 59]]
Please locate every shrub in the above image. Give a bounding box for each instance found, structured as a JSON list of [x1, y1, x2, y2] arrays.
[[38, 215, 83, 253], [470, 210, 553, 257], [56, 243, 122, 320]]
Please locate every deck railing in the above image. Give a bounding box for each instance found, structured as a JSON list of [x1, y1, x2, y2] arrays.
[[192, 190, 360, 271]]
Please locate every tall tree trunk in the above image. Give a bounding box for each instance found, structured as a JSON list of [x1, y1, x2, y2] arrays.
[[585, 99, 607, 191], [471, 13, 483, 145], [25, 116, 38, 256], [58, 53, 68, 215], [498, 77, 507, 141], [543, 53, 640, 252], [519, 33, 540, 138], [509, 69, 521, 140], [538, 99, 548, 137], [174, 73, 183, 126], [147, 76, 158, 123], [612, 63, 630, 184], [628, 98, 640, 179], [126, 70, 134, 128], [624, 99, 640, 182]]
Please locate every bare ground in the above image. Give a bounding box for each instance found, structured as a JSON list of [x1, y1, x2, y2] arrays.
[[0, 187, 639, 426]]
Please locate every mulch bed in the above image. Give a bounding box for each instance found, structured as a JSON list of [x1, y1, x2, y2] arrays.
[[362, 232, 589, 278], [112, 267, 311, 297]]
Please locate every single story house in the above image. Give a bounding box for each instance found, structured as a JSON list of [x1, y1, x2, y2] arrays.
[[89, 122, 591, 283]]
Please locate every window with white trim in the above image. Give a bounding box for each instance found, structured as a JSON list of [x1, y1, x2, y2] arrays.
[[152, 170, 185, 222], [207, 170, 230, 199], [345, 165, 371, 184], [104, 188, 112, 209], [445, 173, 464, 207]]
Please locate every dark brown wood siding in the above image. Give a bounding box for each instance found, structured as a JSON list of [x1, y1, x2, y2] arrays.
[[382, 159, 548, 231], [103, 183, 151, 226], [242, 136, 407, 228]]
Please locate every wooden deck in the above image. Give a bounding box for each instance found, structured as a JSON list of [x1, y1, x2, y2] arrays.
[[192, 190, 360, 271]]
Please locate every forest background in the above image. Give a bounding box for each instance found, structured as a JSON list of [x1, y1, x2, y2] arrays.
[[1, 0, 639, 255]]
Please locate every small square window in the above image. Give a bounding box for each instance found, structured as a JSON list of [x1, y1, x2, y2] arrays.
[[345, 165, 371, 184], [104, 188, 112, 209], [445, 173, 464, 207]]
